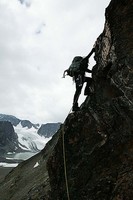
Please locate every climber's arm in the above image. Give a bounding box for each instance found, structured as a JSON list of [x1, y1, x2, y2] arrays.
[[84, 48, 95, 60]]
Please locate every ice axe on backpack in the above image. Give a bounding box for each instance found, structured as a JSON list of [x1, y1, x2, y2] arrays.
[[62, 69, 69, 78]]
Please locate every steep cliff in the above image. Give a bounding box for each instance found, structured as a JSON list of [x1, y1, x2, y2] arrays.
[[47, 0, 133, 199], [0, 121, 20, 156], [0, 0, 132, 199]]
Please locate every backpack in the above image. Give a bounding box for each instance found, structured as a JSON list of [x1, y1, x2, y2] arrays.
[[67, 56, 83, 77]]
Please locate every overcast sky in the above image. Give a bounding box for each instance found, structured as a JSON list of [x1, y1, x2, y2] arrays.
[[0, 0, 111, 124]]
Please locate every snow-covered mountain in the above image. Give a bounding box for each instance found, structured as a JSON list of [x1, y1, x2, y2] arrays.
[[0, 114, 61, 166], [14, 123, 50, 152]]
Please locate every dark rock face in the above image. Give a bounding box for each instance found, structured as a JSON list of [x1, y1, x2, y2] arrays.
[[47, 0, 133, 199], [20, 120, 39, 129], [38, 123, 61, 138], [0, 121, 19, 155], [0, 0, 132, 199], [0, 132, 59, 200], [0, 114, 20, 126]]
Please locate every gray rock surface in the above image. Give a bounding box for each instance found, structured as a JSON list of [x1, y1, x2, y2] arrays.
[[38, 123, 61, 138]]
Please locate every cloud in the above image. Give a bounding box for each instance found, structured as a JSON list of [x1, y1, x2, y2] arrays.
[[18, 0, 32, 7], [0, 0, 111, 123], [35, 23, 46, 34]]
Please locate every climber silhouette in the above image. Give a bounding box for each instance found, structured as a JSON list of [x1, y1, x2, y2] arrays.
[[63, 45, 95, 111]]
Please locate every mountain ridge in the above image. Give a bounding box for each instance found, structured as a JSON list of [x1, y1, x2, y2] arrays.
[[0, 113, 61, 138], [0, 114, 61, 163], [0, 114, 39, 129]]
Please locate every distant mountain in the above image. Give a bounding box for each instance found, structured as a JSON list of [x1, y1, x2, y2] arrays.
[[0, 114, 61, 158], [38, 123, 61, 138], [14, 123, 50, 153], [0, 114, 61, 138], [0, 120, 44, 157], [0, 114, 39, 129], [0, 119, 51, 163], [0, 114, 20, 126], [20, 120, 39, 129], [0, 121, 21, 156]]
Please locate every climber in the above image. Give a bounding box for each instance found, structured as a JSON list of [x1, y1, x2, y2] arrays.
[[63, 46, 95, 111]]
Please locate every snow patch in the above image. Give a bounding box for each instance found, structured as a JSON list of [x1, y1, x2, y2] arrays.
[[6, 157, 15, 160], [14, 123, 51, 152], [0, 162, 18, 168], [7, 152, 15, 155], [33, 162, 39, 168]]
